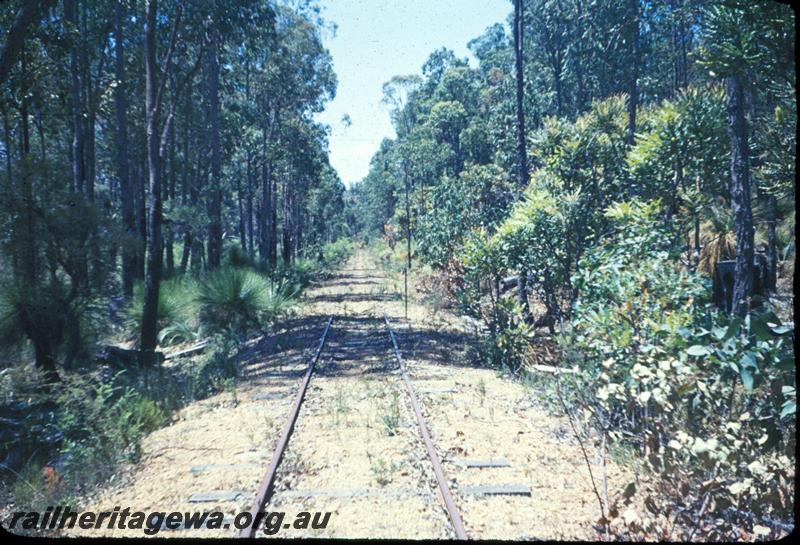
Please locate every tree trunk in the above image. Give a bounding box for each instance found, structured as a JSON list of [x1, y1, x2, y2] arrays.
[[626, 0, 640, 146], [693, 176, 701, 270], [237, 165, 246, 253], [259, 149, 271, 268], [282, 179, 291, 264], [180, 231, 191, 274], [0, 0, 53, 86], [513, 0, 529, 189], [18, 54, 58, 382], [573, 0, 587, 112], [206, 29, 222, 269], [513, 0, 533, 325], [269, 171, 278, 268], [18, 55, 36, 283], [724, 74, 754, 317], [765, 194, 777, 292], [81, 0, 94, 201], [136, 158, 147, 280], [140, 0, 163, 366], [165, 115, 176, 276], [65, 0, 85, 195], [114, 0, 136, 297], [246, 156, 255, 261]]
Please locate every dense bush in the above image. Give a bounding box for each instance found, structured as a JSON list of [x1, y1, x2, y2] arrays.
[[566, 200, 795, 539], [418, 164, 513, 269], [321, 238, 355, 269], [121, 278, 199, 348], [1, 345, 244, 508], [53, 373, 169, 488], [197, 268, 294, 339], [120, 264, 304, 346], [0, 280, 103, 375], [1, 367, 171, 502]]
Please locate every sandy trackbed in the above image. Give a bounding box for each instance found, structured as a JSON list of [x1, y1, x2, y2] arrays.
[[9, 251, 637, 539]]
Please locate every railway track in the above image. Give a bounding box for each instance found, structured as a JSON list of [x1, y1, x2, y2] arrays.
[[238, 314, 467, 539]]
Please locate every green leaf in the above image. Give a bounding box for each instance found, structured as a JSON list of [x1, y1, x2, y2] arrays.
[[750, 315, 773, 341], [780, 401, 796, 419], [741, 351, 758, 369], [777, 355, 795, 371], [687, 345, 712, 357], [724, 317, 742, 340], [769, 323, 793, 335], [712, 326, 727, 340], [740, 367, 754, 390]]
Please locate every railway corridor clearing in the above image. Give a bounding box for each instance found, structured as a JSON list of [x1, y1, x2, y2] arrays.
[[69, 251, 638, 539]]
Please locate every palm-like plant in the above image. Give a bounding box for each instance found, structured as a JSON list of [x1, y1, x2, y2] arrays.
[[197, 268, 294, 337], [121, 278, 199, 347]]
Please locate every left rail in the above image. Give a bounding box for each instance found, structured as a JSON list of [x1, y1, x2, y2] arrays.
[[239, 316, 334, 538]]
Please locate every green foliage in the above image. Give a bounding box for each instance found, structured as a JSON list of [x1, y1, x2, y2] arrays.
[[47, 372, 168, 491], [0, 282, 34, 351], [481, 298, 534, 373], [567, 200, 795, 538], [418, 164, 512, 269], [458, 229, 504, 318], [755, 97, 797, 201], [571, 199, 711, 381], [321, 238, 355, 269], [493, 186, 569, 306], [273, 258, 317, 296], [122, 278, 199, 348], [0, 280, 102, 369], [629, 85, 728, 213], [380, 389, 402, 436], [698, 0, 794, 79], [188, 341, 240, 399], [225, 243, 253, 269], [197, 268, 291, 338], [346, 0, 796, 538]]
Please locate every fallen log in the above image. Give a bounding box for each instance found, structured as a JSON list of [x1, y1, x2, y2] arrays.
[[499, 274, 521, 293], [97, 345, 165, 367], [526, 364, 581, 375], [164, 339, 210, 360]]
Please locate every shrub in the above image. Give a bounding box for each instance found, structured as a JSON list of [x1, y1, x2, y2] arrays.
[[321, 238, 354, 269], [44, 372, 168, 492], [197, 268, 293, 338], [271, 258, 318, 298], [121, 278, 199, 347], [0, 280, 101, 373], [224, 243, 253, 269], [186, 340, 240, 399], [567, 199, 795, 539]]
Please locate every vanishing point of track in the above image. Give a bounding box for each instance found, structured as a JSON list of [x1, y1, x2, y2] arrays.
[[238, 315, 467, 539]]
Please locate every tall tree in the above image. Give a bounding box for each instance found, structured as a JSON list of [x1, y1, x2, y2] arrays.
[[140, 0, 163, 366], [724, 75, 754, 316], [626, 0, 640, 146], [114, 0, 136, 297], [206, 22, 222, 269], [65, 0, 85, 196], [513, 0, 533, 324], [0, 0, 54, 86]]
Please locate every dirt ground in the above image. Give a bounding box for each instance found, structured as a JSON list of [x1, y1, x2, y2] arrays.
[[12, 249, 642, 539]]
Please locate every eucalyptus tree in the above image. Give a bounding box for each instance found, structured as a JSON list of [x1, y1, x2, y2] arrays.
[[0, 0, 55, 86], [513, 0, 532, 324], [699, 0, 795, 315]]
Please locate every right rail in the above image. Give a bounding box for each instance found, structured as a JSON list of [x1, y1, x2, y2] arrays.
[[384, 315, 468, 540]]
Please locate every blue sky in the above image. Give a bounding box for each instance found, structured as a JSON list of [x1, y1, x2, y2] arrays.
[[314, 0, 511, 187]]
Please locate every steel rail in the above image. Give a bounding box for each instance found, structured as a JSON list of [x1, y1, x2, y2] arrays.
[[384, 315, 468, 540], [239, 316, 334, 538]]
